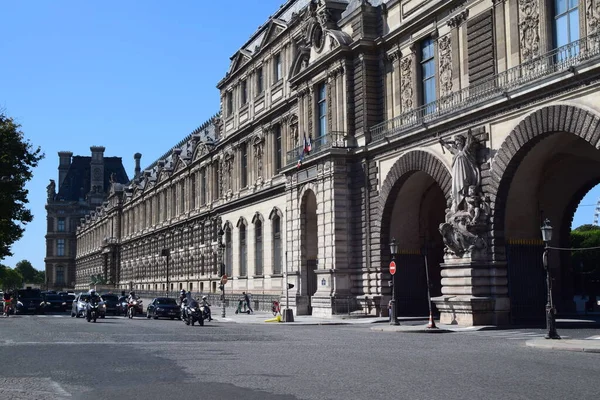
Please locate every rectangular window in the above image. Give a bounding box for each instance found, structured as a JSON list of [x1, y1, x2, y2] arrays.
[[57, 239, 65, 256], [56, 267, 65, 285], [256, 67, 264, 94], [421, 38, 436, 114], [57, 217, 65, 232], [255, 221, 263, 276], [213, 164, 219, 200], [554, 0, 579, 60], [225, 228, 233, 276], [241, 142, 248, 188], [274, 53, 282, 82], [241, 79, 248, 105], [191, 174, 197, 210], [317, 83, 327, 138], [275, 125, 282, 171], [200, 169, 206, 205], [180, 182, 185, 213], [226, 91, 233, 117]]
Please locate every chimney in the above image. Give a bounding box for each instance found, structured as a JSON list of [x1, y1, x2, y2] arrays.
[[57, 151, 73, 187], [134, 153, 142, 179], [90, 146, 106, 192]]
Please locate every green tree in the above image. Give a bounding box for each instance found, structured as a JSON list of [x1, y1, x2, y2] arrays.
[[0, 264, 23, 291], [0, 112, 44, 260], [570, 228, 600, 294], [573, 224, 600, 233], [15, 259, 39, 283]]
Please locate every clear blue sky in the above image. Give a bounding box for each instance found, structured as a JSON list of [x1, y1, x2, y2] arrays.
[[1, 0, 283, 270], [1, 1, 599, 271]]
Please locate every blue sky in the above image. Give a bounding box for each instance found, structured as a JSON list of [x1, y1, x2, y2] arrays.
[[1, 1, 599, 271]]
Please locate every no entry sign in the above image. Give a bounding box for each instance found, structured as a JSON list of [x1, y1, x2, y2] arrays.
[[389, 261, 397, 275]]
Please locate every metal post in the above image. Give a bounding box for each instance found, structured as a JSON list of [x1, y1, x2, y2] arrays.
[[166, 255, 169, 298], [220, 240, 226, 319], [390, 254, 399, 326], [285, 250, 290, 310], [422, 243, 436, 329], [543, 245, 560, 339]]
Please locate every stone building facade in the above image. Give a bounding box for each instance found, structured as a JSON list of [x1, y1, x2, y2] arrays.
[[76, 0, 600, 324], [45, 147, 129, 290]]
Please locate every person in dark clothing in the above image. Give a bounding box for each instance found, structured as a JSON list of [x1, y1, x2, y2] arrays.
[[243, 292, 253, 314]]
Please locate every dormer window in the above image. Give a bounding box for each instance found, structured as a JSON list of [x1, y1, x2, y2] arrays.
[[274, 53, 282, 82], [241, 79, 248, 105]]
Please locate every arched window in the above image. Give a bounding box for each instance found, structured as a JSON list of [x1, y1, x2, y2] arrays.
[[239, 221, 247, 277], [272, 214, 282, 275], [255, 218, 263, 276], [225, 225, 233, 276]]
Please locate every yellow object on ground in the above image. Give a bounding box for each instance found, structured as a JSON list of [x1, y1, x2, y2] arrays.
[[265, 315, 282, 323]]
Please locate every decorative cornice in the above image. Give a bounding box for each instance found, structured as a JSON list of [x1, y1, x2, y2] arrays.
[[447, 9, 469, 28]]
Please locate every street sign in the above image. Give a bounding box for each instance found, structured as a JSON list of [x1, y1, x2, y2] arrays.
[[389, 261, 397, 275], [221, 274, 228, 284]]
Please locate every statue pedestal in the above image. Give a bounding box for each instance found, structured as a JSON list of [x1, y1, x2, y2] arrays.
[[432, 255, 510, 326]]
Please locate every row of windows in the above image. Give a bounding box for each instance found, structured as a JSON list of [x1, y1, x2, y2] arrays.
[[226, 52, 283, 117]]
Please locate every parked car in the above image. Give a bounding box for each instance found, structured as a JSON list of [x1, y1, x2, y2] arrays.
[[100, 293, 120, 315], [71, 293, 106, 318], [16, 288, 45, 314], [60, 293, 76, 304], [43, 293, 68, 312], [146, 297, 181, 320]]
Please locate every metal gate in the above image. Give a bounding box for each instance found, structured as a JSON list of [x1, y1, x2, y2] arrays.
[[306, 259, 317, 315], [395, 253, 429, 316], [506, 240, 546, 324]]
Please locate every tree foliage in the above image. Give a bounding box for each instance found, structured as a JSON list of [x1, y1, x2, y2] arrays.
[[0, 264, 24, 291], [15, 259, 44, 283], [573, 224, 600, 233], [0, 113, 44, 260], [570, 228, 600, 292]]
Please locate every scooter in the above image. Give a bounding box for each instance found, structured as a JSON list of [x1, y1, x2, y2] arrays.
[[184, 303, 204, 326], [235, 298, 251, 314], [86, 300, 100, 323], [127, 299, 143, 319]]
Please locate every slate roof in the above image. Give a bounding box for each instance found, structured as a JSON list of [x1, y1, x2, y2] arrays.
[[56, 156, 129, 202]]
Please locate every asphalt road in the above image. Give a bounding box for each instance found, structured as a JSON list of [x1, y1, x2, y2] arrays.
[[1, 313, 599, 400]]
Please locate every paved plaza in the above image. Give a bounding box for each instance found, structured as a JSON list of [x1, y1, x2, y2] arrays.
[[1, 312, 600, 399]]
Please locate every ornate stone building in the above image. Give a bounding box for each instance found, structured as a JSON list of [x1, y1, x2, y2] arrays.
[[76, 0, 600, 324], [45, 147, 129, 290]]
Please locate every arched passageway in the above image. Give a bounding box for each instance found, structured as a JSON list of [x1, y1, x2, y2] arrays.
[[378, 151, 451, 317], [300, 189, 318, 315], [492, 106, 600, 323]]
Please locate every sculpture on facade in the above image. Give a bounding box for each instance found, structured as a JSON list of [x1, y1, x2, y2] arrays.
[[47, 179, 56, 201], [438, 131, 489, 257]]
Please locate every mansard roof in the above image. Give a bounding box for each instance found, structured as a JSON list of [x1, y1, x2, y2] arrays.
[[56, 156, 129, 202]]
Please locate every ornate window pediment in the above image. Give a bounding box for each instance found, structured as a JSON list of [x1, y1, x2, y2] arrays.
[[260, 19, 288, 47], [229, 50, 253, 74]]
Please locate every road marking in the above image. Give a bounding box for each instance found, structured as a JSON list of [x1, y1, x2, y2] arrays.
[[585, 335, 600, 340]]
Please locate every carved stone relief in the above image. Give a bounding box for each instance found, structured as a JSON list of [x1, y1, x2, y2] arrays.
[[518, 0, 540, 62], [400, 56, 413, 111], [289, 115, 299, 147], [438, 35, 453, 99], [253, 135, 265, 184], [438, 130, 490, 258], [587, 0, 600, 43]]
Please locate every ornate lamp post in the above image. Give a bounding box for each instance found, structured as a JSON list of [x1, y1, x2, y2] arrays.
[[541, 219, 560, 340], [218, 227, 226, 318], [389, 238, 399, 326], [161, 248, 170, 298]]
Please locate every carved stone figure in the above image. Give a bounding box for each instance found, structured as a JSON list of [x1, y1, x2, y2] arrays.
[[439, 131, 480, 213], [253, 137, 264, 179], [438, 131, 489, 258], [47, 179, 56, 200], [587, 0, 600, 44], [400, 57, 413, 111], [518, 0, 540, 62], [290, 117, 299, 146], [438, 35, 453, 99]]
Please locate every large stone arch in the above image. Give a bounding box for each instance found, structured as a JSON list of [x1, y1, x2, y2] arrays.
[[374, 150, 452, 264], [488, 104, 600, 257]]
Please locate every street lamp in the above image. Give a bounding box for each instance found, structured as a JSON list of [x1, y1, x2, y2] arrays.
[[389, 238, 399, 326], [161, 248, 170, 298], [540, 219, 560, 340], [218, 227, 226, 318]]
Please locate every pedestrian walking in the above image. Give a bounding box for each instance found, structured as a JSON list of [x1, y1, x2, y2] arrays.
[[243, 292, 253, 314]]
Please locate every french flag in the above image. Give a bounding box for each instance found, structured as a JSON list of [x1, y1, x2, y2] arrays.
[[303, 135, 312, 154]]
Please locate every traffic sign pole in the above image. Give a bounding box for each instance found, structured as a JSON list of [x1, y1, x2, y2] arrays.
[[390, 259, 399, 326]]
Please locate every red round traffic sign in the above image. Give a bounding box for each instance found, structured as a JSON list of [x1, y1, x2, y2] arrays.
[[389, 261, 397, 275], [221, 274, 228, 284]]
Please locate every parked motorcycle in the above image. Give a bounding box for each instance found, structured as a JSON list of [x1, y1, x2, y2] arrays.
[[184, 303, 204, 326], [127, 299, 143, 319], [86, 300, 100, 323]]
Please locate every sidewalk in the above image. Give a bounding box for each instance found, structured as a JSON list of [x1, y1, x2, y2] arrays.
[[525, 338, 600, 353]]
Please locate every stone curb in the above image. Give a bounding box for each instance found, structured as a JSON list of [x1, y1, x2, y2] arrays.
[[525, 339, 600, 353], [370, 326, 453, 333]]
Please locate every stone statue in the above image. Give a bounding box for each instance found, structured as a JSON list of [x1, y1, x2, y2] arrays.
[[438, 131, 489, 258], [47, 179, 56, 201], [439, 130, 480, 213]]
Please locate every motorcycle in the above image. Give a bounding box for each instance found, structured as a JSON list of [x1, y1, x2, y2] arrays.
[[127, 299, 143, 319], [184, 303, 204, 326], [86, 300, 100, 323]]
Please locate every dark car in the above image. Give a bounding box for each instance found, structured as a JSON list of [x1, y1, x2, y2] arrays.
[[16, 288, 45, 314], [100, 293, 120, 315], [146, 297, 181, 320], [61, 293, 76, 304], [43, 294, 68, 312]]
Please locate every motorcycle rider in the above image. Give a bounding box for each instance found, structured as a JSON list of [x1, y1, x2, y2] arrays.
[[179, 290, 188, 320], [127, 291, 138, 303], [3, 291, 13, 317], [86, 289, 101, 319], [200, 295, 212, 321]]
